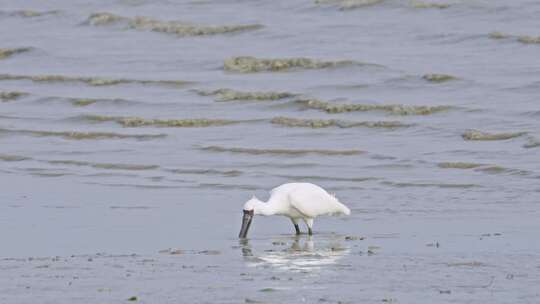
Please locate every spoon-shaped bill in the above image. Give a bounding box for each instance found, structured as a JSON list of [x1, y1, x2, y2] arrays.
[[238, 209, 254, 238]]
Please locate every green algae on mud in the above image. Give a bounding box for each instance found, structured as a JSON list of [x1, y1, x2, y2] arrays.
[[2, 10, 60, 18], [488, 32, 540, 45], [315, 0, 384, 10], [0, 73, 191, 88], [86, 12, 263, 37], [0, 154, 31, 162], [422, 73, 458, 83], [0, 128, 166, 140], [271, 116, 412, 129], [223, 56, 361, 73], [438, 162, 530, 176], [47, 160, 159, 171], [438, 162, 484, 169], [296, 98, 451, 115], [199, 145, 364, 156], [83, 115, 242, 128], [196, 88, 297, 101], [410, 1, 450, 9], [0, 91, 28, 101], [0, 48, 32, 59], [462, 130, 527, 141]]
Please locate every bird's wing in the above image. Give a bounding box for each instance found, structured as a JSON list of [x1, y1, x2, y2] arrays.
[[288, 188, 331, 218]]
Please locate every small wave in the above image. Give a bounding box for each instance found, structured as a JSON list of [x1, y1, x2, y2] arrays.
[[167, 168, 242, 177], [296, 98, 451, 115], [315, 0, 384, 10], [196, 88, 297, 101], [224, 56, 362, 73], [462, 130, 527, 141], [199, 145, 364, 156], [439, 162, 530, 176], [276, 174, 376, 182], [0, 128, 166, 140], [0, 154, 31, 162], [382, 181, 479, 188], [0, 73, 191, 87], [1, 10, 60, 18], [1, 91, 28, 101], [0, 48, 31, 60], [422, 73, 458, 83], [86, 12, 263, 37], [410, 1, 450, 9], [83, 115, 242, 127], [48, 160, 159, 170], [488, 32, 540, 45], [271, 116, 412, 129]]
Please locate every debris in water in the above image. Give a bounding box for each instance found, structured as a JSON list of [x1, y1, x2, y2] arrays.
[[345, 235, 365, 241], [127, 296, 138, 301], [524, 137, 540, 148]]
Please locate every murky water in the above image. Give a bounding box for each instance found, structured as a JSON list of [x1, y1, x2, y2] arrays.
[[1, 0, 539, 303]]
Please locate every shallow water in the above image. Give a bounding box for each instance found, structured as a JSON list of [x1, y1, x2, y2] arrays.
[[1, 0, 540, 303]]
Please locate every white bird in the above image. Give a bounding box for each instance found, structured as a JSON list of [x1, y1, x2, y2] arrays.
[[239, 183, 351, 238]]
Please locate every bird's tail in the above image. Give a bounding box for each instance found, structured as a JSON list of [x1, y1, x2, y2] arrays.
[[330, 193, 351, 215]]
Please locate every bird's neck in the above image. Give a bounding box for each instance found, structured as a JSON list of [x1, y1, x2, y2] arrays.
[[253, 199, 277, 216]]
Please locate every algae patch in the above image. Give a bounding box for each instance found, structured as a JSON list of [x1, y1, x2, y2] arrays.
[[224, 56, 359, 73], [438, 162, 484, 169], [83, 115, 241, 128], [0, 48, 32, 59], [1, 91, 28, 101], [87, 12, 262, 37], [200, 146, 364, 156], [0, 73, 190, 87], [196, 88, 297, 101], [271, 116, 412, 129], [315, 0, 384, 10], [0, 128, 166, 140], [48, 160, 159, 171], [296, 98, 451, 115], [462, 130, 527, 141], [488, 32, 540, 45], [0, 154, 31, 162], [2, 10, 60, 18], [422, 73, 458, 83], [410, 1, 450, 9]]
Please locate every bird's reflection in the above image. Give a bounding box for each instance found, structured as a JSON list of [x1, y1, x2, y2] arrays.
[[239, 235, 349, 272]]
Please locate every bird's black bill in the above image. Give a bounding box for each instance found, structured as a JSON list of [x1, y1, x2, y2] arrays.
[[238, 210, 254, 238]]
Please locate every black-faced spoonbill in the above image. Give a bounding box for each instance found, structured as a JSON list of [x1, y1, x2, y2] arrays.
[[238, 183, 351, 238]]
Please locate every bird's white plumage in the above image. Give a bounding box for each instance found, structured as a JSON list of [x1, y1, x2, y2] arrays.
[[242, 182, 350, 234]]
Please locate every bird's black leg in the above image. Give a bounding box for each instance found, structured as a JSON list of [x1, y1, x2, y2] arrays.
[[294, 224, 301, 235], [308, 227, 313, 236]]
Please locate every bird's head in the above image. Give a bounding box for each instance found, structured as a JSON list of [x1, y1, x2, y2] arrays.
[[238, 196, 258, 238]]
